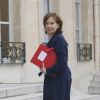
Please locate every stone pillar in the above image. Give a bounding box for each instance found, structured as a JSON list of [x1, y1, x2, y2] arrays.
[[20, 0, 44, 82], [58, 0, 76, 63], [94, 0, 100, 70]]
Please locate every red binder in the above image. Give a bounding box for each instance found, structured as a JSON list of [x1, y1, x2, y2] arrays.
[[30, 44, 57, 69]]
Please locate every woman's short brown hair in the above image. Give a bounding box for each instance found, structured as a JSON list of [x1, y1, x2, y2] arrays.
[[43, 12, 63, 34]]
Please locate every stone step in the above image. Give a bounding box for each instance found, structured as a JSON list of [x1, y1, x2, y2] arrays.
[[0, 83, 42, 89], [88, 74, 100, 94], [90, 80, 100, 87], [71, 89, 99, 100], [0, 86, 99, 100], [93, 75, 100, 82], [0, 83, 43, 99], [0, 88, 98, 100], [0, 93, 43, 100], [88, 87, 100, 94], [80, 95, 100, 100]]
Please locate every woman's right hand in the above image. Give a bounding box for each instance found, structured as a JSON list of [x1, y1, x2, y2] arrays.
[[40, 63, 46, 74]]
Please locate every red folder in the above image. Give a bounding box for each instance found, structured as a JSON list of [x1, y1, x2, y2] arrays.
[[30, 44, 57, 69]]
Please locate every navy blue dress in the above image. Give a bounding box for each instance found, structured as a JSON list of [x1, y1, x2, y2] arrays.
[[43, 33, 72, 100]]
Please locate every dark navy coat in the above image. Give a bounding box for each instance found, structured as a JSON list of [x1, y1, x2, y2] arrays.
[[43, 33, 72, 100]]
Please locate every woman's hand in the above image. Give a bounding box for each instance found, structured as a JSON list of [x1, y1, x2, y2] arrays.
[[40, 63, 46, 74]]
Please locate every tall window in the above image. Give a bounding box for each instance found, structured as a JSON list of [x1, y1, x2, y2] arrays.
[[42, 0, 58, 43], [43, 0, 50, 16], [39, 0, 50, 43], [0, 0, 9, 42], [39, 0, 58, 43], [75, 0, 83, 43]]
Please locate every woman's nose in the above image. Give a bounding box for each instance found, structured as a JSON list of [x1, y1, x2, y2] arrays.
[[47, 24, 52, 28]]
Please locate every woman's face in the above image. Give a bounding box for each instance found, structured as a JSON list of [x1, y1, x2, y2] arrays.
[[45, 17, 59, 36]]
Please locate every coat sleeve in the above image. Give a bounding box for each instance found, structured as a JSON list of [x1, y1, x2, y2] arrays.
[[46, 36, 68, 76]]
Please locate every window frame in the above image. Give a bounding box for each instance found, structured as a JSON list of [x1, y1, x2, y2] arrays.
[[39, 0, 50, 43], [75, 0, 83, 43], [0, 0, 13, 42]]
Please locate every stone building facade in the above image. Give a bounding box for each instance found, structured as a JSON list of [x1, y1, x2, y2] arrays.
[[0, 0, 100, 93]]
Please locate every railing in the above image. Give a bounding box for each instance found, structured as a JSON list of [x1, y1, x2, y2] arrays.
[[0, 42, 25, 64], [77, 43, 92, 61]]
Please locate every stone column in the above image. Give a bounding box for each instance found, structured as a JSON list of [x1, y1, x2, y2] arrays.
[[58, 0, 76, 63], [94, 0, 100, 70], [20, 0, 44, 82]]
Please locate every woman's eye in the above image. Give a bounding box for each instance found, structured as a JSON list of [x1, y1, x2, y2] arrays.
[[51, 22, 54, 25], [46, 22, 55, 26], [46, 23, 49, 25]]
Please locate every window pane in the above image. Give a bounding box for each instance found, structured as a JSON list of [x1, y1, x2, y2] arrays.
[[0, 0, 9, 21], [76, 30, 80, 43], [75, 3, 80, 28], [43, 0, 49, 15], [1, 24, 9, 42]]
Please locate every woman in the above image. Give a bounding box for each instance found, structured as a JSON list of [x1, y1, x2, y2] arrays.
[[40, 12, 72, 100]]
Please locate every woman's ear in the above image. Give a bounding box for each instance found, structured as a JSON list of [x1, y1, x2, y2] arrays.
[[57, 24, 60, 30], [44, 30, 47, 34], [44, 29, 47, 34]]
